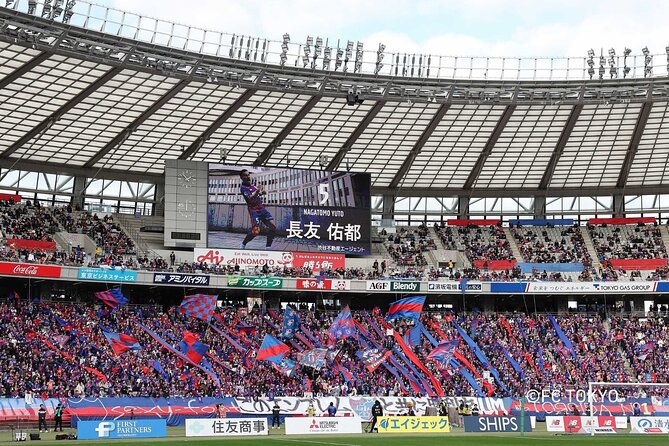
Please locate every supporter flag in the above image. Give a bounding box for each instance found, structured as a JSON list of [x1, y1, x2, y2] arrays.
[[152, 360, 170, 381], [102, 330, 142, 355], [178, 331, 209, 364], [328, 305, 356, 341], [387, 296, 425, 321], [242, 349, 256, 369], [427, 340, 459, 365], [179, 294, 217, 322], [546, 314, 577, 359], [282, 306, 301, 339], [272, 357, 296, 377], [95, 288, 128, 309], [297, 348, 328, 369], [54, 335, 70, 348], [356, 348, 392, 372], [8, 290, 19, 300], [404, 325, 422, 347], [257, 334, 290, 362], [636, 341, 654, 360], [54, 316, 73, 331]]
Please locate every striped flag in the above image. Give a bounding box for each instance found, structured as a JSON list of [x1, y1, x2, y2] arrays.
[[95, 288, 128, 309]]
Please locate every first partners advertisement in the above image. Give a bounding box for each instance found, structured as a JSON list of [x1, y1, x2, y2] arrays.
[[207, 164, 371, 255]]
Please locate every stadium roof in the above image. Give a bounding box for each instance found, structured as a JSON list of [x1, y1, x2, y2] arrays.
[[1, 1, 669, 198]]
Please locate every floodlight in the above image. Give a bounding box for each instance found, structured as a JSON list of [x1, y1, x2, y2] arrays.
[[28, 0, 37, 14], [587, 49, 595, 58], [642, 46, 649, 56], [322, 46, 331, 70], [624, 48, 631, 56], [375, 43, 385, 75], [354, 42, 364, 73], [52, 0, 63, 18], [608, 48, 615, 57], [343, 41, 353, 72], [41, 0, 52, 18], [335, 47, 343, 71], [63, 0, 75, 23], [280, 34, 289, 67]]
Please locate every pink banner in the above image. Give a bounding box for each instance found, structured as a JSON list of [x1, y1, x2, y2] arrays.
[[448, 219, 501, 226], [609, 258, 667, 270], [472, 259, 517, 270], [5, 238, 57, 252], [588, 217, 656, 225]]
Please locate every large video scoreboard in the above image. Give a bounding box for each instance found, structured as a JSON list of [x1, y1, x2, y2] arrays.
[[207, 164, 371, 255]]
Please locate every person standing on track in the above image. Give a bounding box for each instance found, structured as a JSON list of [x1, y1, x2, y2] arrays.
[[271, 402, 281, 429], [368, 400, 383, 433], [239, 169, 276, 250]]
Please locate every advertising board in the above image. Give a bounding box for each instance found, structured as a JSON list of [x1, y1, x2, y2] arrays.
[[77, 268, 137, 283], [464, 416, 532, 432], [77, 419, 167, 440], [284, 417, 362, 435], [185, 418, 268, 437], [194, 248, 345, 270], [630, 416, 669, 434], [0, 262, 61, 278], [378, 416, 450, 433]]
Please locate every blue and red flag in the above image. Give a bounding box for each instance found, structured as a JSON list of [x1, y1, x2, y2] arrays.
[[257, 334, 290, 362], [178, 331, 209, 364], [95, 288, 128, 309], [328, 305, 356, 341], [427, 340, 459, 365], [356, 348, 391, 372], [282, 306, 301, 339], [404, 325, 423, 347], [102, 330, 142, 355], [297, 348, 328, 369], [387, 296, 425, 321], [272, 357, 296, 377], [179, 294, 217, 322], [152, 360, 170, 380]]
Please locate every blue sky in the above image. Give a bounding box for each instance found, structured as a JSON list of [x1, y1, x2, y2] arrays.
[[100, 0, 669, 58]]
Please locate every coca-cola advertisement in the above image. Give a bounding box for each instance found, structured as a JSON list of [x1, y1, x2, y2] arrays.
[[0, 262, 62, 278]]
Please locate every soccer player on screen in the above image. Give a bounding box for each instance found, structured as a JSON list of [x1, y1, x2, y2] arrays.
[[239, 169, 276, 249]]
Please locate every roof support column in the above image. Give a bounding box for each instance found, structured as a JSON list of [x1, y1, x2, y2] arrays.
[[381, 193, 396, 221], [533, 196, 546, 219], [71, 175, 86, 211], [458, 196, 470, 219], [613, 193, 625, 218], [153, 180, 165, 217]]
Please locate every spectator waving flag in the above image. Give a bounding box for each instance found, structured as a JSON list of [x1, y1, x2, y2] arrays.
[[179, 294, 218, 322], [272, 357, 296, 377], [177, 331, 209, 364], [282, 306, 301, 339], [427, 340, 459, 365], [95, 288, 128, 309], [102, 330, 142, 355], [328, 305, 356, 341], [257, 334, 290, 362], [387, 296, 426, 321]]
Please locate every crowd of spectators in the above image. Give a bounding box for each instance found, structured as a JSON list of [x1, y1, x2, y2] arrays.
[[437, 224, 514, 263], [1, 298, 667, 400], [51, 206, 136, 255], [384, 225, 434, 266], [512, 225, 592, 266], [0, 200, 59, 241], [588, 223, 667, 260]]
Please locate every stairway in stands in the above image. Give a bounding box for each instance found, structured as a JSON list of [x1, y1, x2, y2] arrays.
[[580, 226, 601, 265], [502, 227, 523, 260], [659, 226, 669, 254]]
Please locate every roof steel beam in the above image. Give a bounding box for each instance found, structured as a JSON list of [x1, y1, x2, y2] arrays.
[[388, 103, 450, 189], [0, 52, 50, 91], [178, 88, 256, 160], [253, 96, 320, 165], [617, 101, 653, 188], [0, 66, 123, 159], [463, 105, 516, 190], [326, 101, 386, 171], [538, 104, 583, 190], [0, 158, 162, 183], [84, 79, 191, 168]]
